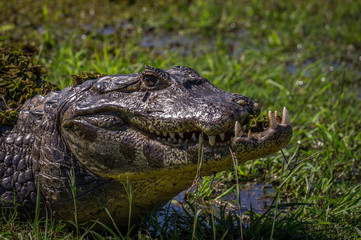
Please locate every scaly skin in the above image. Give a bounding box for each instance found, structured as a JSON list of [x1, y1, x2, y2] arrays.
[[0, 66, 292, 227]]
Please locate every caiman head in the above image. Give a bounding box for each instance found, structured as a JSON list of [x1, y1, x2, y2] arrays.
[[60, 66, 292, 180]]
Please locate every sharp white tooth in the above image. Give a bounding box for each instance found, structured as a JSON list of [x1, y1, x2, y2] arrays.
[[163, 132, 168, 137], [178, 138, 182, 144], [178, 132, 184, 138], [156, 137, 161, 141], [282, 107, 290, 125], [248, 130, 252, 138], [185, 139, 189, 143], [219, 133, 225, 141], [170, 132, 175, 139], [275, 110, 281, 124], [208, 135, 216, 146], [192, 133, 197, 141], [173, 139, 177, 143], [235, 121, 241, 137], [268, 110, 278, 129], [168, 138, 172, 142], [156, 131, 161, 135]]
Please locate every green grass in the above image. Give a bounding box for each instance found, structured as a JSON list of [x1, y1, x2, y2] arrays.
[[1, 0, 361, 239]]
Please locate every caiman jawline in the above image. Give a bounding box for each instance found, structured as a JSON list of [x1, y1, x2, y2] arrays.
[[137, 107, 291, 148]]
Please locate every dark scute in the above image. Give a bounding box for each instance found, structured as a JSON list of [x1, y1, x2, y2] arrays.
[[12, 154, 21, 165], [4, 155, 13, 166], [17, 159, 27, 171], [6, 167, 13, 176], [25, 169, 33, 181], [15, 135, 23, 145], [2, 177, 14, 190], [18, 172, 26, 183]]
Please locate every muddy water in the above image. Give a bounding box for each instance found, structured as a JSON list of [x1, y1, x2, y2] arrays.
[[223, 182, 275, 212]]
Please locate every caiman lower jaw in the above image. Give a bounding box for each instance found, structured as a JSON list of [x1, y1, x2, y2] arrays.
[[231, 107, 292, 162]]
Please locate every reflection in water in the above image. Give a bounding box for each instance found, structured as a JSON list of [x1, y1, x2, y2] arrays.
[[154, 182, 275, 228], [225, 182, 275, 213]]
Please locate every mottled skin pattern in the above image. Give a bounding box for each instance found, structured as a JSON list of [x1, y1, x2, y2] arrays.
[[0, 66, 292, 227]]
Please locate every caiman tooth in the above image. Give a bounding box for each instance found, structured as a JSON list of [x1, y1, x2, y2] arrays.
[[156, 131, 161, 135], [275, 111, 281, 124], [219, 133, 225, 141], [168, 138, 172, 142], [268, 110, 278, 129], [248, 129, 252, 138], [178, 138, 182, 144], [208, 135, 216, 146], [169, 132, 175, 139], [178, 132, 184, 138], [163, 132, 168, 137], [234, 121, 241, 138], [282, 107, 290, 125], [192, 133, 197, 141]]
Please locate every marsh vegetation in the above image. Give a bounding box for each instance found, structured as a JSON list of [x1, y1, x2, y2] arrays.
[[1, 0, 360, 239]]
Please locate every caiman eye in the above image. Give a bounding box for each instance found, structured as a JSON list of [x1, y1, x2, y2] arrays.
[[141, 66, 171, 90], [143, 75, 160, 87]]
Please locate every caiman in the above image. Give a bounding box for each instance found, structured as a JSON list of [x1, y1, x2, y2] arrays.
[[0, 65, 292, 227]]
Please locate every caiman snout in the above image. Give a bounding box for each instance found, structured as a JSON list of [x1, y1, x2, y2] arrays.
[[231, 106, 292, 162]]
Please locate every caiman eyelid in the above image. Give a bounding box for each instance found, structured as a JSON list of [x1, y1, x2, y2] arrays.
[[140, 66, 171, 90]]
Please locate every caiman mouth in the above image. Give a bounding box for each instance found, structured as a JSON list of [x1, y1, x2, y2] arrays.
[[63, 106, 291, 150], [132, 107, 290, 149]]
